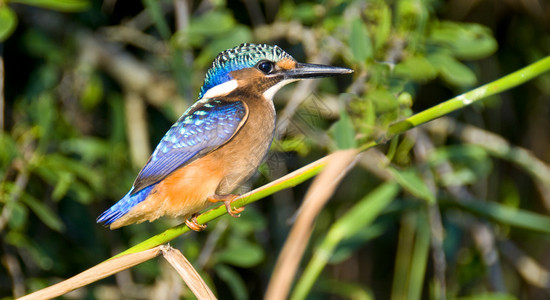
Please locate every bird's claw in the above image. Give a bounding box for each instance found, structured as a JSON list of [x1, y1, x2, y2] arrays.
[[208, 194, 245, 218], [224, 201, 245, 217], [185, 213, 207, 231]]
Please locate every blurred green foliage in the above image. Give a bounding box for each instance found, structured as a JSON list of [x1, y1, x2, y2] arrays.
[[1, 0, 550, 299]]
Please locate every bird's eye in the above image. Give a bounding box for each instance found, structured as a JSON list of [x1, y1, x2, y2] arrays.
[[257, 61, 274, 74]]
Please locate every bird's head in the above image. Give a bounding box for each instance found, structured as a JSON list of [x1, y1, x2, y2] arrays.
[[198, 43, 353, 100]]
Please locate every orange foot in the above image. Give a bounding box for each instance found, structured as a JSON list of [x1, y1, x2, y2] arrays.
[[185, 213, 207, 231], [208, 194, 245, 217]]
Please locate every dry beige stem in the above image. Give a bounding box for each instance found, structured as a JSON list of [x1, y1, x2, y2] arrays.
[[124, 92, 151, 168], [19, 245, 218, 300], [500, 240, 550, 289], [265, 149, 359, 300], [18, 246, 163, 300], [161, 245, 216, 300]]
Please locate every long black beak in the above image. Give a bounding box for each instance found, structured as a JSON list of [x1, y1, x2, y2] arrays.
[[285, 63, 353, 79]]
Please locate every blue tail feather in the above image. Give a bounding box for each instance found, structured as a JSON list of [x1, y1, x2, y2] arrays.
[[97, 185, 155, 226]]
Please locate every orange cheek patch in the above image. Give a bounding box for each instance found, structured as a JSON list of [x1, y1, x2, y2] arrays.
[[277, 58, 296, 70]]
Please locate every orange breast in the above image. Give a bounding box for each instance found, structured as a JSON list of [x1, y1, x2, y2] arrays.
[[110, 154, 225, 228], [151, 154, 225, 217]]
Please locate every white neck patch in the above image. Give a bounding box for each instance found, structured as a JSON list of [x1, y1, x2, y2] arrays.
[[263, 79, 298, 101], [202, 80, 238, 99]]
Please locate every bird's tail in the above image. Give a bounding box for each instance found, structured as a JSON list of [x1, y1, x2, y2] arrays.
[[97, 185, 154, 227]]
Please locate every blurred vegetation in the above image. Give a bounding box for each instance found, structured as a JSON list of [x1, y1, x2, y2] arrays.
[[1, 0, 550, 299]]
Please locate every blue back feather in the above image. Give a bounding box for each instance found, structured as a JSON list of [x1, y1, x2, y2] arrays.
[[131, 99, 247, 193], [97, 100, 247, 226]]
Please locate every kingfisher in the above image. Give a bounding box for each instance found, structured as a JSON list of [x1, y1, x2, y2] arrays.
[[97, 43, 352, 231]]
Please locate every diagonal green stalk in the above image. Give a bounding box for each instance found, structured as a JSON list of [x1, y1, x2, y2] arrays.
[[290, 183, 400, 300], [114, 155, 330, 258], [407, 208, 431, 300], [114, 55, 550, 259], [386, 56, 550, 137], [391, 212, 417, 300]]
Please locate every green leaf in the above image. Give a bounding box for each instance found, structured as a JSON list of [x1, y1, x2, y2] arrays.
[[12, 0, 89, 12], [191, 23, 253, 67], [8, 201, 28, 230], [455, 293, 517, 300], [317, 279, 374, 300], [0, 6, 17, 42], [373, 3, 392, 51], [349, 17, 373, 63], [0, 133, 20, 169], [142, 0, 170, 39], [214, 264, 249, 300], [5, 231, 30, 247], [5, 231, 53, 270], [43, 153, 103, 191], [32, 93, 57, 143], [366, 88, 399, 113], [389, 167, 435, 204], [428, 53, 477, 87], [452, 199, 550, 233], [332, 107, 357, 150], [429, 21, 498, 60], [394, 136, 415, 165], [226, 206, 266, 235], [80, 73, 104, 110], [32, 153, 103, 203], [358, 98, 376, 139], [51, 171, 74, 200], [408, 211, 430, 300], [292, 3, 319, 24], [201, 26, 253, 60], [331, 222, 387, 264], [393, 56, 437, 82], [331, 182, 400, 239], [272, 136, 311, 156], [292, 183, 399, 299], [214, 238, 265, 268], [60, 137, 113, 163], [428, 145, 492, 186], [184, 10, 236, 45], [21, 193, 64, 232]]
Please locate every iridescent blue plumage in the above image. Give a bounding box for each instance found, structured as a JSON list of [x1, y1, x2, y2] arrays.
[[97, 185, 154, 225], [97, 99, 247, 226], [131, 100, 247, 193]]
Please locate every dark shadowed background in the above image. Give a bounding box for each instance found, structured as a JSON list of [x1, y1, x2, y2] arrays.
[[1, 0, 550, 299]]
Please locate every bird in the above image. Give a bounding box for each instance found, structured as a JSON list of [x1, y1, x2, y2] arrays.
[[97, 43, 353, 231]]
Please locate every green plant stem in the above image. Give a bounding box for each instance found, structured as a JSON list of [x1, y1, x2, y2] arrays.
[[387, 56, 550, 137], [114, 155, 330, 258], [114, 55, 550, 259], [391, 212, 416, 300], [290, 182, 400, 300], [407, 209, 430, 300]]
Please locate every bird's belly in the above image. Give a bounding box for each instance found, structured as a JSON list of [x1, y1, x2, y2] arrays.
[[213, 128, 273, 194], [121, 154, 225, 224], [152, 155, 226, 218]]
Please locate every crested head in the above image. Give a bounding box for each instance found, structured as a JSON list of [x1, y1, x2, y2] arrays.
[[198, 43, 353, 101], [198, 43, 295, 99]]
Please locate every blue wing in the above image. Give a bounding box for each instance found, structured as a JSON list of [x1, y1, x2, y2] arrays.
[[131, 99, 249, 194]]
